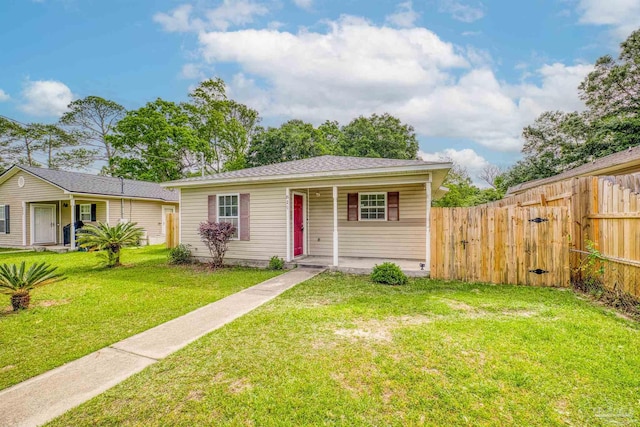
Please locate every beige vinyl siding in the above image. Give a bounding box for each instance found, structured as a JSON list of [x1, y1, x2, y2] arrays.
[[0, 172, 66, 247], [181, 183, 287, 260], [107, 198, 179, 244], [306, 184, 426, 259], [179, 174, 430, 262]]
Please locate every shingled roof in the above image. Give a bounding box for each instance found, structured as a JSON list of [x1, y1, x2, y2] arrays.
[[165, 155, 450, 187], [4, 165, 179, 201], [507, 145, 640, 195]]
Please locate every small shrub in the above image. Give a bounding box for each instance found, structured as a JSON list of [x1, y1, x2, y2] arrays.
[[168, 244, 192, 265], [268, 256, 285, 270], [0, 261, 66, 310], [371, 262, 408, 286], [198, 221, 236, 269]]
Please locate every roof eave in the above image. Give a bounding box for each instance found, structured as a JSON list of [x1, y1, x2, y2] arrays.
[[161, 163, 453, 189]]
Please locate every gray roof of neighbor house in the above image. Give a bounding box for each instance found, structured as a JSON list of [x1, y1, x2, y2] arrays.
[[507, 145, 640, 195], [5, 165, 179, 201], [164, 155, 451, 187]]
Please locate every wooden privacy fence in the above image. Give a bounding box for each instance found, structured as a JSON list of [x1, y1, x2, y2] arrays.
[[497, 174, 640, 298], [166, 212, 179, 248], [431, 206, 571, 287]]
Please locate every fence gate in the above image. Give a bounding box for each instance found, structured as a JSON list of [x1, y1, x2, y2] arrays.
[[431, 206, 570, 287]]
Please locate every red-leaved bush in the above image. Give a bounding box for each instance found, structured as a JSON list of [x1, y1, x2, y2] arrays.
[[198, 221, 236, 268]]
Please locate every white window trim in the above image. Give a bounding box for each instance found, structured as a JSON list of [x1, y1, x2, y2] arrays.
[[0, 204, 5, 233], [358, 192, 387, 221], [79, 204, 92, 221], [217, 193, 240, 240]]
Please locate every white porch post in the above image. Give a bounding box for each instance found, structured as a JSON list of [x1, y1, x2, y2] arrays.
[[425, 182, 432, 270], [332, 186, 338, 267], [58, 200, 62, 244], [21, 201, 27, 246], [285, 188, 291, 262], [70, 197, 76, 250], [105, 200, 110, 225]]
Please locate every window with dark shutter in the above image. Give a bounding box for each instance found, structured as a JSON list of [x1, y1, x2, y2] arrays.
[[207, 195, 217, 222], [347, 193, 358, 221], [239, 193, 250, 241], [0, 205, 7, 233], [387, 192, 399, 221]]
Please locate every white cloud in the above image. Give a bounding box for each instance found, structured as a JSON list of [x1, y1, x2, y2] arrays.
[[293, 0, 313, 11], [19, 80, 74, 117], [180, 63, 206, 80], [420, 148, 490, 186], [177, 15, 593, 153], [576, 0, 640, 39], [439, 0, 485, 23], [154, 1, 268, 33], [385, 1, 419, 29], [0, 89, 10, 102]]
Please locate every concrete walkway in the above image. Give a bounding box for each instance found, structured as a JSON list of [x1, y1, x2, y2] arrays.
[[0, 268, 325, 427]]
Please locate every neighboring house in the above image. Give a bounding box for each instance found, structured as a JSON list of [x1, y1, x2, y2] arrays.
[[163, 155, 451, 269], [507, 145, 640, 195], [0, 165, 179, 249]]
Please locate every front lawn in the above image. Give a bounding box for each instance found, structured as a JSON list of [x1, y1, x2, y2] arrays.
[[50, 274, 640, 426], [0, 246, 281, 390]]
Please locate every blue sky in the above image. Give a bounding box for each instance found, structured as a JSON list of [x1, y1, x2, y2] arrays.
[[1, 0, 639, 180]]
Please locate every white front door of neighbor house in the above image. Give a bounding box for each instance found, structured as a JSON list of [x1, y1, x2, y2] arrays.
[[161, 206, 176, 235], [33, 205, 57, 244]]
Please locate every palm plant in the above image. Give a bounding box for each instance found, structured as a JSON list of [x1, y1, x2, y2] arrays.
[[0, 261, 66, 311], [77, 222, 144, 268]]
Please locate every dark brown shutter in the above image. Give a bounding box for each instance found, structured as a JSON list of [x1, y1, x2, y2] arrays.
[[90, 204, 97, 221], [4, 205, 9, 234], [347, 193, 358, 221], [75, 204, 80, 221], [387, 192, 399, 221], [208, 195, 217, 222], [239, 193, 250, 241]]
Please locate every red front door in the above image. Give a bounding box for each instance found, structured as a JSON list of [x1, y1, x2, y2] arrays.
[[293, 194, 304, 257]]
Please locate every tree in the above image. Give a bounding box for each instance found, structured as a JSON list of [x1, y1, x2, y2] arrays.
[[501, 28, 640, 189], [59, 96, 126, 173], [108, 99, 199, 182], [185, 79, 260, 173], [38, 124, 97, 170], [0, 261, 65, 311], [77, 222, 144, 268], [433, 163, 503, 207], [340, 113, 418, 159], [247, 120, 327, 167], [0, 119, 45, 166], [479, 164, 503, 189]]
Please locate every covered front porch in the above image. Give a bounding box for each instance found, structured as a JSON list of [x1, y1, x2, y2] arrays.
[[24, 196, 110, 249], [294, 255, 429, 277], [284, 176, 433, 272]]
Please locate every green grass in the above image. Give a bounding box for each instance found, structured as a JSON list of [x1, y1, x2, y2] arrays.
[[0, 246, 281, 390], [49, 274, 640, 426]]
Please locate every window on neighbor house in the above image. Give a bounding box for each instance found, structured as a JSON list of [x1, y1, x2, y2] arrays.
[[218, 194, 239, 239], [0, 205, 5, 233], [79, 204, 92, 221], [359, 193, 387, 220]]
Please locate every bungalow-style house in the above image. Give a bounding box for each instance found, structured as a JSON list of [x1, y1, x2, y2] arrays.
[[0, 165, 179, 249], [163, 155, 451, 270], [507, 145, 640, 195]]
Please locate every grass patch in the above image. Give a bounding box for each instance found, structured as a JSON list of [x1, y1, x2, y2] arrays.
[[49, 274, 640, 426], [0, 246, 281, 390]]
